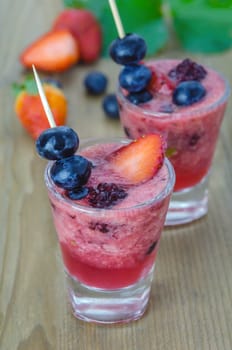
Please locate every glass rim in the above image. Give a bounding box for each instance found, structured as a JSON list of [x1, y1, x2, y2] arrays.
[[117, 59, 230, 120], [44, 137, 175, 214]]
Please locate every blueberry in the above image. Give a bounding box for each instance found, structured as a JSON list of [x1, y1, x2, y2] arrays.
[[159, 104, 174, 113], [173, 81, 206, 106], [43, 78, 63, 89], [36, 126, 79, 160], [119, 64, 152, 92], [126, 90, 153, 105], [67, 186, 89, 200], [102, 94, 119, 119], [51, 155, 92, 190], [109, 33, 147, 65], [84, 71, 108, 95]]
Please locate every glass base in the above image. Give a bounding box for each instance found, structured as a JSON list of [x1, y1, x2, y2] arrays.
[[65, 265, 155, 324], [165, 175, 209, 226]]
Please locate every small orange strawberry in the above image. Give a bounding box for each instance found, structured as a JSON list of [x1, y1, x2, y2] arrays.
[[20, 29, 80, 72], [13, 76, 67, 139], [108, 134, 165, 184]]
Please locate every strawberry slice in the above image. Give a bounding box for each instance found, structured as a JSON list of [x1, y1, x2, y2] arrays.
[[109, 134, 165, 184], [148, 67, 176, 94], [20, 29, 80, 72]]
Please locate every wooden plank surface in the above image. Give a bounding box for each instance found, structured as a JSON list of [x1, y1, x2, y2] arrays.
[[0, 1, 232, 349]]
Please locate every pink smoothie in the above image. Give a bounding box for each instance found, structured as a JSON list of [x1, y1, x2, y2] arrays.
[[118, 59, 229, 191], [45, 139, 174, 289]]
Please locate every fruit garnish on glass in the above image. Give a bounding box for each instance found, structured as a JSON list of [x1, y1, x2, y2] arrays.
[[108, 0, 208, 108], [33, 65, 166, 205], [110, 39, 208, 107]]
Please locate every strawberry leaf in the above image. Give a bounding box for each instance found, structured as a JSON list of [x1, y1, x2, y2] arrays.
[[63, 0, 85, 8], [12, 83, 24, 97], [12, 75, 38, 97], [24, 75, 38, 95], [63, 0, 168, 56]]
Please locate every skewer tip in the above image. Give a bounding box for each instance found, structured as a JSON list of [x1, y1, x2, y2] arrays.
[[32, 64, 56, 128], [108, 0, 125, 39]]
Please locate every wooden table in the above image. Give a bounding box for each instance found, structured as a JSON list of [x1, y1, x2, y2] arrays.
[[1, 1, 232, 349]]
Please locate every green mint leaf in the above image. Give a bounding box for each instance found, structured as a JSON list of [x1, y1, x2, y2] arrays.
[[135, 19, 168, 56], [168, 0, 232, 52], [165, 147, 177, 157], [63, 0, 110, 17], [12, 75, 38, 96]]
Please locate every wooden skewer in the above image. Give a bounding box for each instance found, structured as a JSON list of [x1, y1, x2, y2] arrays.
[[108, 0, 125, 39], [32, 65, 56, 128]]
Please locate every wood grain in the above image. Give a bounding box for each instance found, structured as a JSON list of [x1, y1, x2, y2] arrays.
[[0, 1, 232, 349]]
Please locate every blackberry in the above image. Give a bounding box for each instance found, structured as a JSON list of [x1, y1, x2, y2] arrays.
[[126, 89, 153, 105], [87, 183, 127, 208], [168, 58, 207, 82]]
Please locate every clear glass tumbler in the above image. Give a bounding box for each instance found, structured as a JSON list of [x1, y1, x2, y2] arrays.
[[44, 137, 175, 324], [117, 60, 230, 225]]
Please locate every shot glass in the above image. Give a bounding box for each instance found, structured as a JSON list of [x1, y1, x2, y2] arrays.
[[44, 137, 175, 324], [117, 60, 230, 225]]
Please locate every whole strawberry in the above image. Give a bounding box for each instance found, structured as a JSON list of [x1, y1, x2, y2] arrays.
[[13, 76, 67, 139], [52, 9, 102, 63]]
